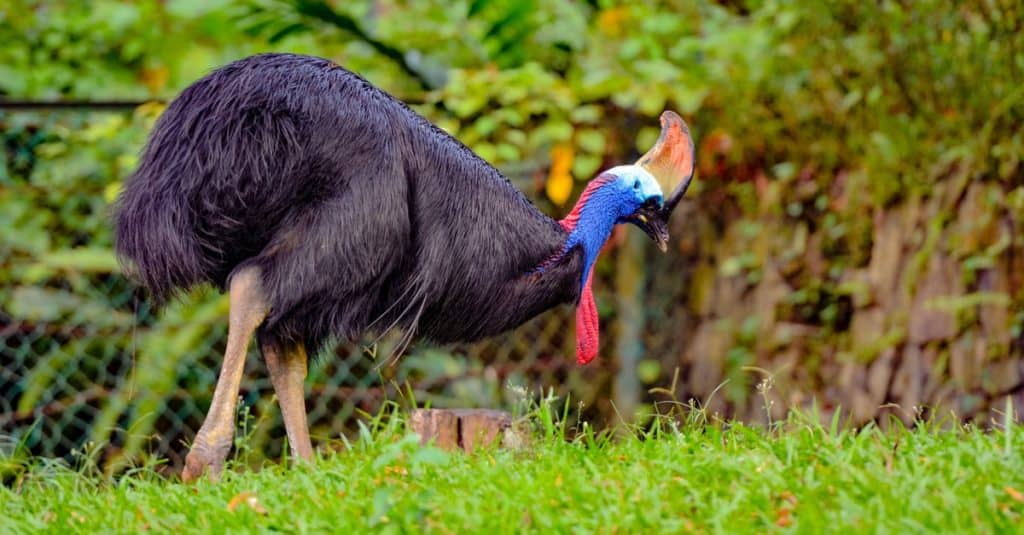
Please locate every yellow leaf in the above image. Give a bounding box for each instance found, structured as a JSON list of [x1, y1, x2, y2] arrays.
[[135, 101, 167, 120], [546, 172, 573, 206], [597, 7, 628, 37], [547, 143, 576, 206], [550, 143, 574, 175], [139, 66, 169, 95], [227, 491, 268, 515], [104, 182, 123, 204]]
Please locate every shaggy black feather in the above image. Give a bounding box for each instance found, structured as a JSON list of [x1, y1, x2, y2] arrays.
[[114, 53, 583, 355]]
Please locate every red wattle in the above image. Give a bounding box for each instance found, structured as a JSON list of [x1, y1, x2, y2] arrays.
[[575, 270, 599, 365]]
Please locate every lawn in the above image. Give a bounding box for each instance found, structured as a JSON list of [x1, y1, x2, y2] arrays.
[[2, 407, 1022, 534]]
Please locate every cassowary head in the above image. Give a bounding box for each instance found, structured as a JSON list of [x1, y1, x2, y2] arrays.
[[562, 111, 695, 246], [557, 166, 664, 284], [555, 111, 696, 365], [608, 164, 669, 250]]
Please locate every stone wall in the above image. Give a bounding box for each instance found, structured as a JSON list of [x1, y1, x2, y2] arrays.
[[646, 170, 1023, 427]]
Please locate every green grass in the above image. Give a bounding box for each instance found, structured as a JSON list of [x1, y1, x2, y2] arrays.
[[2, 404, 1023, 534]]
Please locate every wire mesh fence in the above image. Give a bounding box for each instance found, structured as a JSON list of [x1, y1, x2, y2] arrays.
[[0, 261, 665, 471]]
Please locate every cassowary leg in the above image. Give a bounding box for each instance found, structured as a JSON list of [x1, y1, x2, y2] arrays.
[[182, 266, 268, 482], [261, 339, 314, 462]]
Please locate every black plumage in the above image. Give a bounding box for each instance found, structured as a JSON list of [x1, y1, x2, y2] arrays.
[[114, 53, 584, 356], [114, 53, 696, 479]]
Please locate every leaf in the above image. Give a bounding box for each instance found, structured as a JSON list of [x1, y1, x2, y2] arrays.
[[134, 100, 166, 120], [268, 22, 309, 44], [775, 508, 793, 527], [576, 129, 605, 155], [16, 339, 91, 413], [637, 359, 661, 384], [409, 446, 450, 468], [572, 154, 602, 180], [549, 143, 574, 175], [467, 0, 489, 18], [138, 66, 168, 94], [5, 286, 131, 328], [370, 488, 393, 525], [597, 7, 628, 36], [227, 491, 267, 514], [104, 181, 123, 204], [36, 248, 120, 273], [546, 143, 575, 206]]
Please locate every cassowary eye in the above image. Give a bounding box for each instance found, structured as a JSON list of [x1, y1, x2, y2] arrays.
[[633, 179, 640, 190]]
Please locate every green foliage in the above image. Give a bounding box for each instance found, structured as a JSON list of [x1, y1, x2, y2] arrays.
[[2, 0, 1022, 469], [0, 0, 343, 99], [0, 2, 165, 98]]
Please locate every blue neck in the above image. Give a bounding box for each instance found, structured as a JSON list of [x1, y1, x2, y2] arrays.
[[561, 187, 620, 291]]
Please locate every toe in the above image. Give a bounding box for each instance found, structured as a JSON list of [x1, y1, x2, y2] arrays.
[[182, 451, 223, 483]]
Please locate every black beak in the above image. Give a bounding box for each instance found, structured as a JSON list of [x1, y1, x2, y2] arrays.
[[626, 199, 670, 253]]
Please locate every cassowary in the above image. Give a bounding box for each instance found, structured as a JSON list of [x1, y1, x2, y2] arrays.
[[113, 53, 695, 481]]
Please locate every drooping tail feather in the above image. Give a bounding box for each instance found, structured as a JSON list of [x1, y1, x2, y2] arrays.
[[113, 168, 212, 304], [113, 55, 312, 303]]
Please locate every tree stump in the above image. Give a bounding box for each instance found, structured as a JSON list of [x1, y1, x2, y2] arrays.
[[409, 409, 514, 452]]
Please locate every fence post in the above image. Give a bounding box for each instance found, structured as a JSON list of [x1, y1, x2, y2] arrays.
[[614, 231, 645, 424]]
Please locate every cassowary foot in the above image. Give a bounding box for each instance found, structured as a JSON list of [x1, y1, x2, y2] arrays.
[[181, 437, 232, 482]]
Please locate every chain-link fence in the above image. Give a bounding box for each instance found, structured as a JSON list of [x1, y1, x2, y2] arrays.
[[1, 249, 681, 472], [1, 291, 553, 467]]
